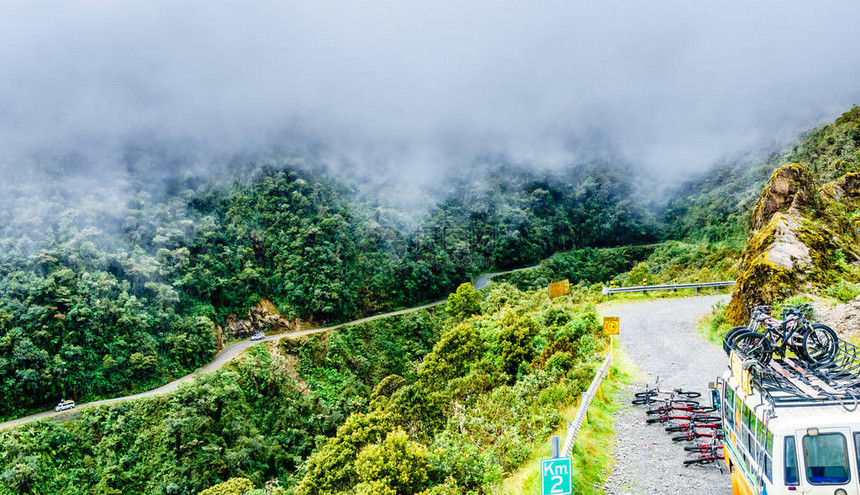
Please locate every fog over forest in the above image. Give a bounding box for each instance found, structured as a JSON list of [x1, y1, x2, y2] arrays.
[[1, 1, 860, 186]]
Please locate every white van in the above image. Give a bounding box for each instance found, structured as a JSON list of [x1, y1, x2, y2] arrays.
[[721, 348, 860, 495], [54, 399, 75, 412]]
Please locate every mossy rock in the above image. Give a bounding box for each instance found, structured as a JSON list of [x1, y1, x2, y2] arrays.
[[836, 172, 860, 197], [728, 210, 858, 325], [726, 257, 795, 325], [751, 163, 816, 231]]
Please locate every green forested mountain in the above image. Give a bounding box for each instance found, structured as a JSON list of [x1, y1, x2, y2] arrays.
[[664, 107, 860, 249], [725, 106, 860, 322], [0, 151, 655, 419], [4, 106, 856, 494], [0, 284, 608, 495]]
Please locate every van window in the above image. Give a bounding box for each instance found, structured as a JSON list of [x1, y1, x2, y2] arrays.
[[785, 436, 799, 485], [725, 388, 735, 428], [764, 428, 773, 482], [803, 433, 849, 485]]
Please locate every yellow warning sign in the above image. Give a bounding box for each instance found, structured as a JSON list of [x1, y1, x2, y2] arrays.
[[603, 316, 620, 335], [548, 279, 571, 299]]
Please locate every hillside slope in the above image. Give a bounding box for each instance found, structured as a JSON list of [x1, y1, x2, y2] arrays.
[[726, 107, 860, 323]]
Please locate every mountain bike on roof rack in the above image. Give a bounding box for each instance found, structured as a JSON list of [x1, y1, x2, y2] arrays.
[[730, 304, 838, 366], [723, 305, 777, 356]]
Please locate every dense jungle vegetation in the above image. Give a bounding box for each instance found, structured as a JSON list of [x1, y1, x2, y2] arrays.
[[0, 283, 609, 495], [0, 152, 655, 419], [4, 106, 858, 494]]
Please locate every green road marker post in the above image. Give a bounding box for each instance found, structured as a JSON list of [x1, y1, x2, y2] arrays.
[[541, 436, 572, 495]]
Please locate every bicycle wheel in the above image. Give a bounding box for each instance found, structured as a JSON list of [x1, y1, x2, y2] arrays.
[[732, 331, 772, 365], [802, 323, 838, 364], [723, 326, 749, 355], [675, 390, 701, 399], [634, 390, 658, 399], [666, 425, 690, 433], [646, 407, 670, 415], [645, 416, 668, 424], [691, 414, 721, 422], [672, 433, 694, 442], [690, 406, 717, 414], [670, 398, 701, 407], [683, 445, 717, 453], [683, 456, 716, 466]]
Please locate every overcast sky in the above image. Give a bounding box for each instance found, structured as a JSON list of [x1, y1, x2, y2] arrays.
[[2, 1, 859, 179]]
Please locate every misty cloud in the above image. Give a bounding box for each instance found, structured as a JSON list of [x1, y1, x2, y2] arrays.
[[1, 1, 859, 178]]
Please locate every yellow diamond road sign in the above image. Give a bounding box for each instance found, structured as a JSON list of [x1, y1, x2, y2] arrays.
[[603, 316, 619, 335]]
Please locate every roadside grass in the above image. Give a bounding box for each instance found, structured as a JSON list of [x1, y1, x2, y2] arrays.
[[494, 346, 636, 495], [698, 299, 733, 346]]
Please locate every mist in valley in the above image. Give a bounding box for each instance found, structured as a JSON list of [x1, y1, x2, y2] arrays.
[[2, 1, 859, 192]]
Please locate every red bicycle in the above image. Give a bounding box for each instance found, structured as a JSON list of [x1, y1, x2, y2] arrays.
[[646, 414, 720, 425], [672, 426, 724, 442], [683, 451, 725, 466], [666, 421, 721, 433], [646, 404, 716, 416], [684, 443, 723, 454]]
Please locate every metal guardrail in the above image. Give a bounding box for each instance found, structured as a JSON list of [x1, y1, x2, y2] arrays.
[[601, 280, 735, 295], [561, 346, 613, 456]]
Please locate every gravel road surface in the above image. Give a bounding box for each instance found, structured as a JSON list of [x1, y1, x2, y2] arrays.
[[600, 295, 733, 495]]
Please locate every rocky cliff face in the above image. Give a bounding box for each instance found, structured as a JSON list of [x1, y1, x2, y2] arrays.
[[216, 300, 301, 346], [727, 162, 860, 324]]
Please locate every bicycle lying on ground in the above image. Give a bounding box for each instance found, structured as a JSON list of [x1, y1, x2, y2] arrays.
[[684, 443, 723, 454], [646, 413, 720, 425], [671, 425, 724, 443], [665, 420, 722, 433], [683, 449, 725, 466], [632, 379, 701, 406], [645, 403, 716, 415]]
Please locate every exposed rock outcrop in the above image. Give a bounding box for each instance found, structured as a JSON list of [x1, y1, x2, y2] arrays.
[[750, 163, 816, 231], [727, 164, 817, 323], [221, 300, 301, 341], [725, 162, 860, 324]]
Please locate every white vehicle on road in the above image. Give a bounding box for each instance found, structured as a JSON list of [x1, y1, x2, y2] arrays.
[[250, 332, 265, 341], [54, 399, 75, 412]]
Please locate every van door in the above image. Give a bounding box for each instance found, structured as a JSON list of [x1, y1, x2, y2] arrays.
[[797, 428, 858, 495]]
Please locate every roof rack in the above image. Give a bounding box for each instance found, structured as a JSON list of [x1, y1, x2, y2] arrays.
[[740, 338, 860, 410]]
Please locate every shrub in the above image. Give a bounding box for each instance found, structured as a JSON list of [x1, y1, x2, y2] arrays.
[[824, 279, 860, 303]]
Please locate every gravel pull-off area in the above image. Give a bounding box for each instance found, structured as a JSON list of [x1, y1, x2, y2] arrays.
[[599, 295, 733, 495]]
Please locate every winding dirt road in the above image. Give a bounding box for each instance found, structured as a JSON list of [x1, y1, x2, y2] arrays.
[[0, 298, 448, 431], [2, 261, 536, 431], [600, 295, 732, 495]]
